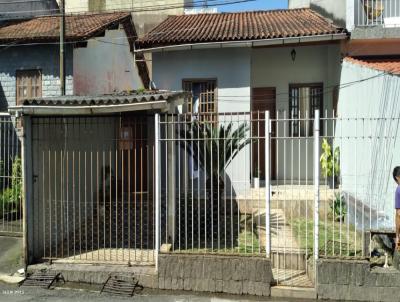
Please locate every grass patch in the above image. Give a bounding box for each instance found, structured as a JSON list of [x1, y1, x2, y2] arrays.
[[172, 230, 263, 255], [292, 218, 363, 257]]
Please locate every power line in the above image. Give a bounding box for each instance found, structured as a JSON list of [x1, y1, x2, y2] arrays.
[[0, 0, 253, 16], [0, 0, 44, 4], [0, 12, 242, 49]]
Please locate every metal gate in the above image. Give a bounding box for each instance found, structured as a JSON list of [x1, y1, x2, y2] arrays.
[[157, 112, 318, 287], [30, 115, 155, 264], [0, 114, 22, 236]]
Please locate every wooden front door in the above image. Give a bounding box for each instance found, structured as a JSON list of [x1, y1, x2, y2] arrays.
[[251, 87, 276, 180]]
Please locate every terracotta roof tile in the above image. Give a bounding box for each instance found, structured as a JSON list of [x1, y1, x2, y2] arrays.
[[0, 12, 150, 89], [137, 8, 347, 49], [0, 12, 131, 43], [344, 57, 400, 75]]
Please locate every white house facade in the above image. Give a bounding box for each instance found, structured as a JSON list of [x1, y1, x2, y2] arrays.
[[136, 9, 347, 188]]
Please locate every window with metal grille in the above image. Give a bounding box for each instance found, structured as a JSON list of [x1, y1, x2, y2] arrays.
[[289, 84, 323, 137], [183, 79, 217, 121], [16, 70, 42, 105]]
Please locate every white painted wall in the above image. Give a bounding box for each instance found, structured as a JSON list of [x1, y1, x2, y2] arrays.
[[252, 44, 342, 180], [336, 61, 400, 229], [289, 0, 347, 28], [153, 48, 251, 112], [153, 48, 251, 195], [288, 0, 310, 8]]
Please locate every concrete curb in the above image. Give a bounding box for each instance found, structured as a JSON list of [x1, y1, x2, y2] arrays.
[[0, 273, 24, 284]]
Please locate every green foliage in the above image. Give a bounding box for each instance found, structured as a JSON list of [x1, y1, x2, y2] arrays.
[[0, 157, 22, 217], [180, 120, 250, 186], [320, 138, 340, 178], [136, 87, 146, 94], [292, 218, 363, 257], [330, 193, 347, 222]]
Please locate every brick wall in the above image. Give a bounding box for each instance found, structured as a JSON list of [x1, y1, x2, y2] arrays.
[[158, 253, 272, 296], [317, 258, 400, 301], [0, 45, 73, 110]]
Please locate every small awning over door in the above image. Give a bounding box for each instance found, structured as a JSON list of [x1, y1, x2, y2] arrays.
[[8, 91, 188, 116]]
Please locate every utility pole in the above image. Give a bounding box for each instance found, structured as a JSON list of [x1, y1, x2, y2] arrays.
[[60, 0, 66, 95]]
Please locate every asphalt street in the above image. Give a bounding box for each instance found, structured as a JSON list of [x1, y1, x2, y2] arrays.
[[0, 282, 318, 302]]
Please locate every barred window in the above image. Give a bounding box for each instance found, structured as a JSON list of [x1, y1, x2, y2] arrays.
[[16, 69, 42, 105], [183, 79, 217, 121], [289, 84, 323, 137]]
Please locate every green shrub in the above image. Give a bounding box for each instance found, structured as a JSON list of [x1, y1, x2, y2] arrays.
[[0, 157, 22, 217], [330, 193, 347, 222], [320, 138, 340, 178]]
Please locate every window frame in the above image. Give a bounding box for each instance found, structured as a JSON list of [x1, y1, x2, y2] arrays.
[[289, 83, 323, 137], [16, 69, 42, 105], [182, 78, 218, 120]]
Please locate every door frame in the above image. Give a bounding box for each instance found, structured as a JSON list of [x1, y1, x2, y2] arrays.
[[251, 87, 277, 180]]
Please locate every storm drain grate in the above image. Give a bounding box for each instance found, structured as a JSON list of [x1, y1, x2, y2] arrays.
[[100, 275, 143, 297], [19, 270, 65, 289]]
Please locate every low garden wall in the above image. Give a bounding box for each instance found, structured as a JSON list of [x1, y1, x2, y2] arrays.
[[317, 258, 400, 302], [158, 253, 273, 296]]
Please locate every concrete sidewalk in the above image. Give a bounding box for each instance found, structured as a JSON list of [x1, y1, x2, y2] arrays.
[[0, 236, 24, 285], [0, 282, 316, 302]]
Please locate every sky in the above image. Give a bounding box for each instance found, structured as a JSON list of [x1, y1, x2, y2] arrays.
[[218, 0, 288, 12]]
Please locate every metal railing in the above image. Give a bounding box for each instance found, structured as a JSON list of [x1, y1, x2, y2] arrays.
[[0, 114, 22, 236], [355, 0, 400, 27], [157, 111, 398, 285]]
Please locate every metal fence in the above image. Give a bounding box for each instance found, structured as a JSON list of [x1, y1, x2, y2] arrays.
[[30, 115, 155, 264], [355, 0, 400, 27], [21, 111, 398, 281], [157, 111, 398, 285], [0, 114, 22, 236]]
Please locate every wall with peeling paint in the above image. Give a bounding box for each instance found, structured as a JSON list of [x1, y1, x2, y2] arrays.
[[73, 28, 143, 95]]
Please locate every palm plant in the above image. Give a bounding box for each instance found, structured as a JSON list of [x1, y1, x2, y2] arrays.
[[180, 120, 250, 189]]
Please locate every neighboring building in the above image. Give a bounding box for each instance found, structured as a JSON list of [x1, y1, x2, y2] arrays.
[[289, 0, 347, 27], [0, 12, 149, 110], [136, 8, 347, 185], [61, 0, 195, 36], [289, 0, 400, 227], [335, 57, 400, 228], [289, 0, 400, 57], [0, 0, 59, 22], [12, 91, 187, 264]]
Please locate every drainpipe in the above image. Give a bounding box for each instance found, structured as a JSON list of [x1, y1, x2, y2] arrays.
[[60, 0, 66, 96], [154, 113, 160, 270]]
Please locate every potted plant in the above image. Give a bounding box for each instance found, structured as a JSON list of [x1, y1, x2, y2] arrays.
[[330, 193, 347, 222], [320, 138, 340, 189], [253, 167, 260, 189]]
